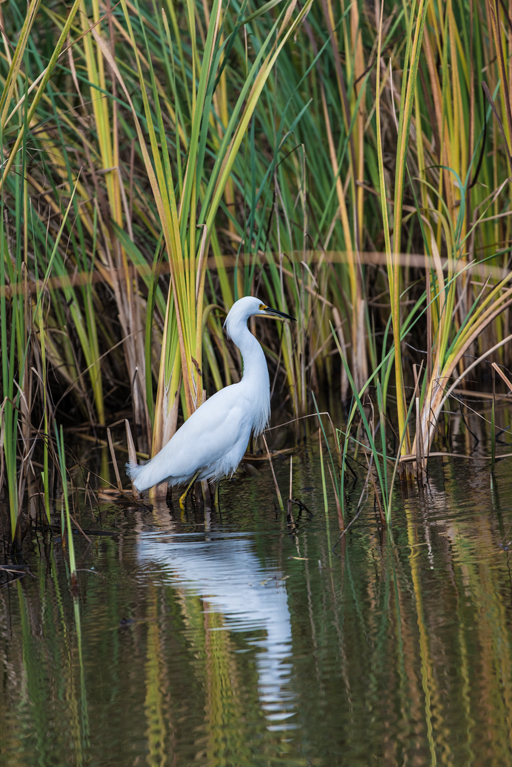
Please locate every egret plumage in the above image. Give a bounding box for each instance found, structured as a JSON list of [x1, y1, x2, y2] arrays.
[[126, 296, 294, 506]]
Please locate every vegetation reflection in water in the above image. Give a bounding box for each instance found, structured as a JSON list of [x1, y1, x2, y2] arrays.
[[2, 455, 512, 765]]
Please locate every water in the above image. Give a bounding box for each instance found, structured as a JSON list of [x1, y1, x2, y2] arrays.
[[2, 453, 512, 765]]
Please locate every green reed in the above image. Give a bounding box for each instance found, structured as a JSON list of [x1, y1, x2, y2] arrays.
[[2, 0, 512, 531], [54, 422, 77, 583]]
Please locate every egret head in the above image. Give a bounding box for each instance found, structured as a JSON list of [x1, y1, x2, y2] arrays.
[[224, 296, 295, 339]]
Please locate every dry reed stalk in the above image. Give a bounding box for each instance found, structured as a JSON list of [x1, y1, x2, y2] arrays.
[[125, 418, 139, 499], [262, 433, 284, 511], [107, 427, 123, 493], [491, 362, 512, 392]]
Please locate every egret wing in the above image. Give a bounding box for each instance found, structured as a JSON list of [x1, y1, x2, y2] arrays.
[[156, 384, 252, 479]]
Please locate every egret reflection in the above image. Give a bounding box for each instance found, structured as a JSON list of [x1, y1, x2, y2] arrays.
[[137, 530, 295, 729]]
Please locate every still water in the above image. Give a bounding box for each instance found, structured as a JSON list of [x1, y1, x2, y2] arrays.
[[2, 452, 512, 766]]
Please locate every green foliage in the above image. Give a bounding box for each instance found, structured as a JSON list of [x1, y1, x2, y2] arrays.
[[2, 0, 512, 530]]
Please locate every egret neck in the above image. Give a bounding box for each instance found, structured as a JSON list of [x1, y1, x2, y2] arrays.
[[225, 310, 270, 437]]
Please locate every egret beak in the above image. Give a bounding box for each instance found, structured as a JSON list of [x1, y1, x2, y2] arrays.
[[260, 305, 296, 321]]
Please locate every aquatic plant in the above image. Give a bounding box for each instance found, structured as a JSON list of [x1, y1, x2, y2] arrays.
[[2, 0, 512, 533]]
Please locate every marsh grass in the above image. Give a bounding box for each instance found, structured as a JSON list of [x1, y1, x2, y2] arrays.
[[3, 0, 512, 536], [54, 422, 77, 584]]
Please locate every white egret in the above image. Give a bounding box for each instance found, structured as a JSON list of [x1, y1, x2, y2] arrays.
[[126, 296, 295, 507]]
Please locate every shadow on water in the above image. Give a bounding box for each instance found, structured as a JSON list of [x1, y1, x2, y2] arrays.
[[3, 451, 512, 765]]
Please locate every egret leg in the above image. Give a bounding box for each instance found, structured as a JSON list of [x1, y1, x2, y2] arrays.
[[214, 482, 220, 507], [179, 471, 200, 510]]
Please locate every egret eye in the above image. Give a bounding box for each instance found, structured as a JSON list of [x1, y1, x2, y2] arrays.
[[259, 304, 267, 310]]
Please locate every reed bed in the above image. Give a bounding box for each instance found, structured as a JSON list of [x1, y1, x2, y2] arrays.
[[2, 0, 512, 537]]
